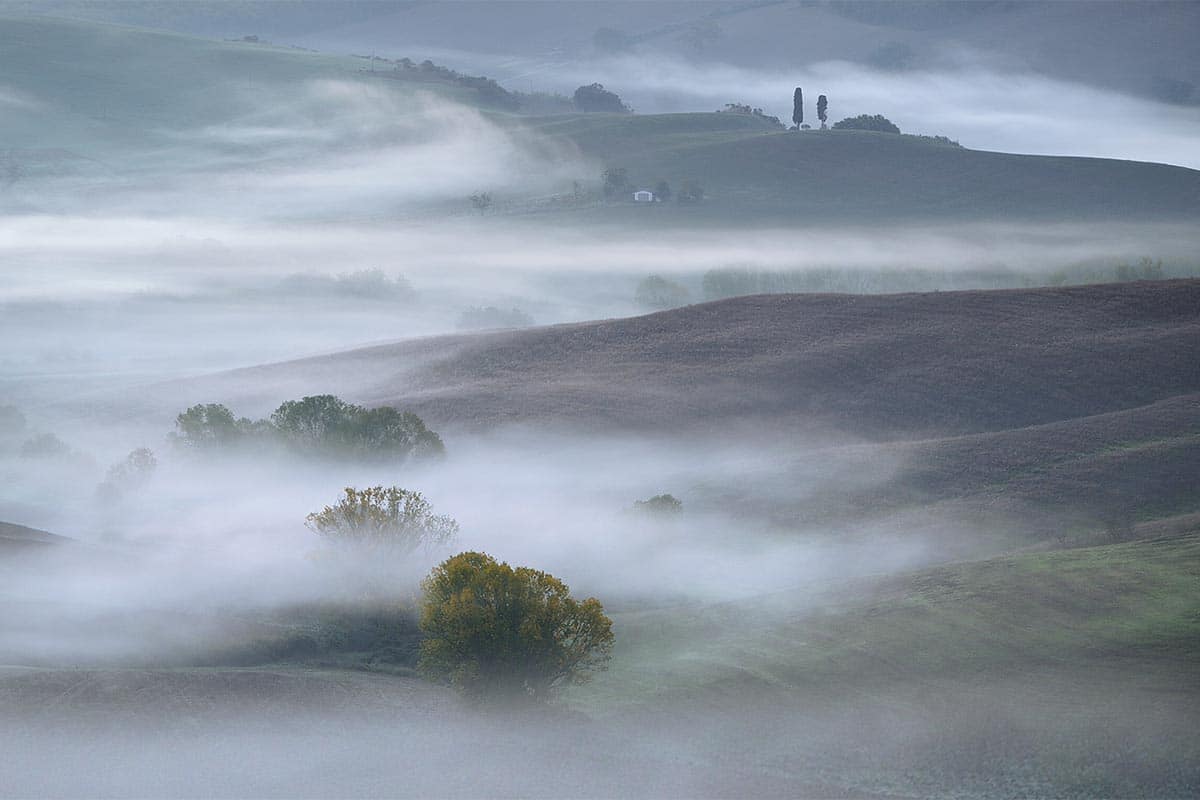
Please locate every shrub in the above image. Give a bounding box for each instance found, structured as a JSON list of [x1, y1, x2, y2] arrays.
[[306, 486, 458, 555], [0, 405, 26, 439], [915, 134, 962, 148], [602, 167, 629, 199], [419, 552, 614, 702], [677, 179, 705, 204], [633, 493, 682, 515], [469, 191, 493, 214], [832, 114, 901, 134], [573, 83, 630, 113], [96, 447, 157, 502], [718, 103, 784, 128]]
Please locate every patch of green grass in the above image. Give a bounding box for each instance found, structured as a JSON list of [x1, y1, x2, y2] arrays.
[[0, 16, 478, 162], [572, 532, 1200, 712]]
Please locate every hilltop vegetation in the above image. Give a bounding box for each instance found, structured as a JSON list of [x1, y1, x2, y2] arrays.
[[523, 112, 1200, 222], [1, 16, 1198, 222]]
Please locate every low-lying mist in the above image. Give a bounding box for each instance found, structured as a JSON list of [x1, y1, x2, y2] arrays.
[[1, 416, 967, 666], [2, 25, 1198, 796], [3, 212, 1196, 406]]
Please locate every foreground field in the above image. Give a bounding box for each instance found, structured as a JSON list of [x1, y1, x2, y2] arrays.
[[2, 524, 1196, 798]]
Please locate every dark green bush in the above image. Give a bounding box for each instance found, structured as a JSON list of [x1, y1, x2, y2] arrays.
[[833, 114, 901, 133]]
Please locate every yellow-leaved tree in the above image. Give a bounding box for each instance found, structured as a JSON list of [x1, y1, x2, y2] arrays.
[[418, 551, 614, 703]]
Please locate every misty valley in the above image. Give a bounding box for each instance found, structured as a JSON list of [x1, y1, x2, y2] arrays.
[[1, 2, 1199, 798]]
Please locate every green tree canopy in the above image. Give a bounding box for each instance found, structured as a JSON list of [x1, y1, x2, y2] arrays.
[[573, 83, 630, 113], [173, 403, 246, 449], [173, 395, 444, 461], [419, 552, 614, 702]]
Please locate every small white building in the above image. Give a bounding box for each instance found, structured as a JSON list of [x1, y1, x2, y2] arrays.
[[632, 189, 655, 202]]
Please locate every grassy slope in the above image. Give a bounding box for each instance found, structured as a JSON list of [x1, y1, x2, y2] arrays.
[[0, 16, 480, 161], [752, 393, 1200, 529], [522, 111, 1200, 221], [566, 528, 1200, 797], [29, 1, 1195, 107], [894, 394, 1200, 517], [0, 17, 341, 154], [575, 528, 1200, 725], [3, 17, 1199, 220]]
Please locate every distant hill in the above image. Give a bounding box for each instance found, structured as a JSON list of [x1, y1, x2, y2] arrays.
[[176, 279, 1200, 440], [524, 112, 1200, 221], [0, 16, 1196, 223], [2, 17, 1199, 222], [12, 1, 1198, 108], [0, 16, 512, 163]]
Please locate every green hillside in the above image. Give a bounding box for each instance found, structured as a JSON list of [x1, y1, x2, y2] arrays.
[[0, 16, 495, 164], [0, 17, 346, 157], [580, 529, 1200, 712], [15, 1, 1196, 108], [522, 111, 1200, 221], [563, 527, 1200, 797], [2, 16, 1199, 221]]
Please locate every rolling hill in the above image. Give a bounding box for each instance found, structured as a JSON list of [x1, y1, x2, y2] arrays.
[[0, 16, 507, 166], [2, 16, 1199, 222], [174, 280, 1200, 439], [526, 112, 1200, 221], [143, 280, 1200, 528], [14, 1, 1198, 108], [570, 527, 1200, 796]]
